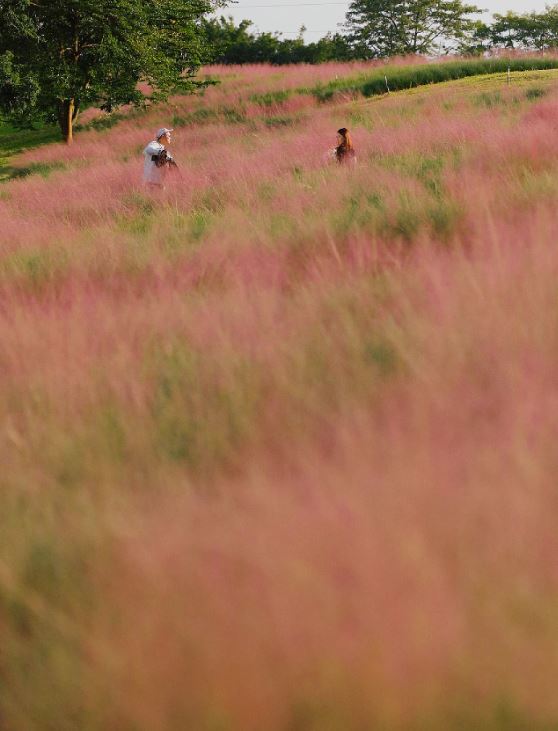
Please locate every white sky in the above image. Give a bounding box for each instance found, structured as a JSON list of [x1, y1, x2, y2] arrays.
[[218, 0, 551, 40]]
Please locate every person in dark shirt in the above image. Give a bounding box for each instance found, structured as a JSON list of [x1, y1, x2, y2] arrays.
[[335, 128, 357, 165]]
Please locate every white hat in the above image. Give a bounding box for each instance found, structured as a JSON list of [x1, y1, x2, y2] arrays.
[[156, 127, 174, 140]]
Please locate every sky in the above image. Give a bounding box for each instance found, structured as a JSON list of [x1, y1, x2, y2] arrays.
[[217, 0, 551, 40]]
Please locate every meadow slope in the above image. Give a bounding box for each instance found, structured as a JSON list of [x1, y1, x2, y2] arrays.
[[2, 63, 558, 730]]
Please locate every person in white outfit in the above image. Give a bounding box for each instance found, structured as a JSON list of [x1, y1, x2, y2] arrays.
[[143, 127, 177, 187]]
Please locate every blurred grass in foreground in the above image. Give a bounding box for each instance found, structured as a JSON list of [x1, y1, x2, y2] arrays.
[[1, 64, 558, 730]]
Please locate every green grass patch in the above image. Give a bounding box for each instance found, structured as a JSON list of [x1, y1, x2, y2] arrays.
[[362, 337, 400, 378], [7, 161, 66, 181], [377, 152, 448, 196], [0, 123, 60, 156], [334, 190, 385, 237], [427, 198, 463, 240], [307, 58, 558, 102], [474, 90, 504, 108], [221, 106, 247, 124], [250, 89, 292, 107], [76, 105, 148, 133], [172, 107, 219, 127], [162, 208, 214, 257], [391, 192, 423, 241], [0, 124, 61, 182], [174, 105, 249, 127], [525, 86, 547, 100], [264, 114, 297, 128], [116, 193, 157, 248], [0, 247, 69, 290], [147, 340, 260, 474], [75, 112, 126, 132]]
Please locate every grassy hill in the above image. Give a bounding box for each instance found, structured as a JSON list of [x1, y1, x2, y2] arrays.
[[2, 61, 558, 731]]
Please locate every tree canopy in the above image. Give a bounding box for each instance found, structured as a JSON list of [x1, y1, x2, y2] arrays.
[[0, 0, 218, 143], [202, 16, 355, 64], [345, 0, 482, 57]]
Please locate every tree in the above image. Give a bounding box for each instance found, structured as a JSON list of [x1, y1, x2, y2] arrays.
[[489, 8, 558, 51], [307, 33, 358, 62], [344, 0, 483, 58], [203, 17, 284, 64], [202, 16, 357, 64], [0, 0, 218, 143], [458, 20, 492, 54], [489, 12, 532, 49]]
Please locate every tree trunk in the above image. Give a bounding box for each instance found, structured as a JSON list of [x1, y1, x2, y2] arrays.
[[65, 98, 74, 145], [58, 98, 76, 144]]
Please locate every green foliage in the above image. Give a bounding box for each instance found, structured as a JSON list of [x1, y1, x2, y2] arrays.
[[488, 7, 558, 51], [0, 49, 40, 119], [202, 16, 356, 64], [344, 0, 482, 57], [0, 0, 218, 142]]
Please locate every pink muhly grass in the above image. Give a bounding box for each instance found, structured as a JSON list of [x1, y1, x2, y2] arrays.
[[3, 62, 558, 731], [88, 226, 558, 729]]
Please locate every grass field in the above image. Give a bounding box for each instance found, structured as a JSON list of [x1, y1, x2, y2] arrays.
[[2, 60, 558, 730], [0, 123, 60, 183]]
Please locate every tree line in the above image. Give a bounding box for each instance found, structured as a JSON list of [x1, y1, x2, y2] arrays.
[[2, 0, 558, 144], [206, 2, 558, 64]]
